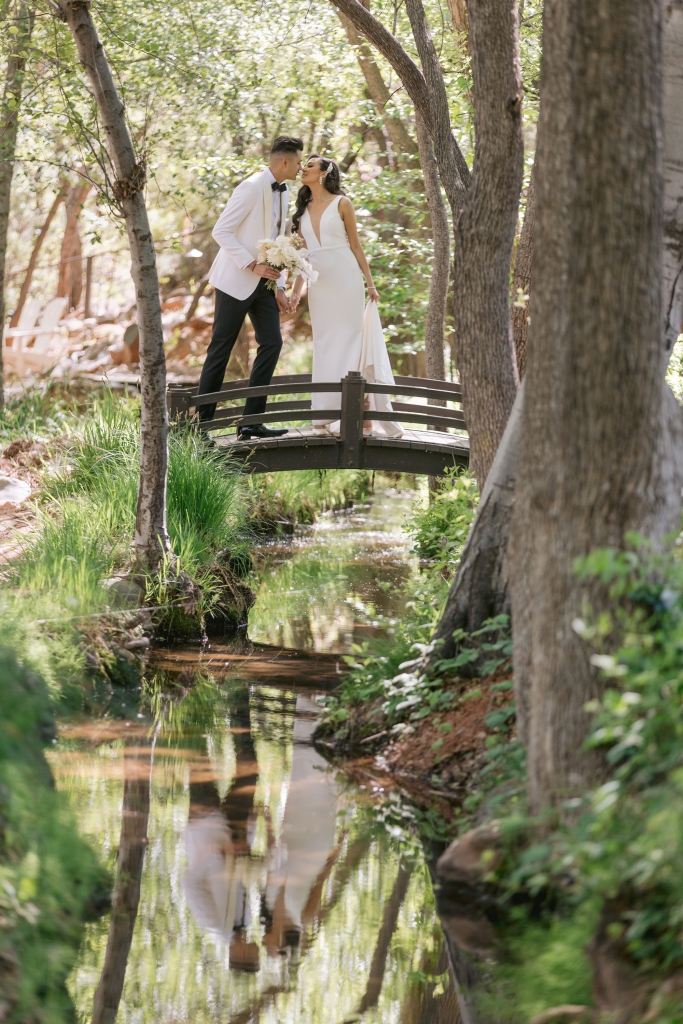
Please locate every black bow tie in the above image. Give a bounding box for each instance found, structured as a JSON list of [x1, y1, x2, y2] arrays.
[[271, 181, 287, 193]]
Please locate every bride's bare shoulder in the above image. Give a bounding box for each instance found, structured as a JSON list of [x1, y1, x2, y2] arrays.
[[338, 195, 354, 216]]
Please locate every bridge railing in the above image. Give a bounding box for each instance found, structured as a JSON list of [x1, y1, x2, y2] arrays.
[[167, 372, 466, 453]]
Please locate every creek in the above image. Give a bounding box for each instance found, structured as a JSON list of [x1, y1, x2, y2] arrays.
[[49, 483, 467, 1024]]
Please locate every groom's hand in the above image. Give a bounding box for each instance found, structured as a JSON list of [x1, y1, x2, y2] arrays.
[[275, 289, 289, 314], [248, 260, 280, 281]]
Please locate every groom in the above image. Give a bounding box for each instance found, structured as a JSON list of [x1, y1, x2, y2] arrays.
[[197, 135, 304, 437]]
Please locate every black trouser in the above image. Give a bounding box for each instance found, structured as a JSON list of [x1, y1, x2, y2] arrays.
[[197, 280, 282, 421]]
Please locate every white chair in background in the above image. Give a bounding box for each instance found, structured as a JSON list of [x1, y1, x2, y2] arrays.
[[3, 297, 68, 376]]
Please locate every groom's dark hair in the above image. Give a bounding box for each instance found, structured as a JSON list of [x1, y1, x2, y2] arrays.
[[271, 135, 304, 155]]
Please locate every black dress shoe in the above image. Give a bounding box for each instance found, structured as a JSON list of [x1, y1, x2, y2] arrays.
[[238, 424, 288, 439]]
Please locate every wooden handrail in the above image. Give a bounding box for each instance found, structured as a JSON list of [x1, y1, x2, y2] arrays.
[[189, 381, 342, 406], [167, 372, 469, 448]]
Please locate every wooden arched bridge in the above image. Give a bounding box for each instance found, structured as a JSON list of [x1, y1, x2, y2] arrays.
[[167, 372, 469, 476]]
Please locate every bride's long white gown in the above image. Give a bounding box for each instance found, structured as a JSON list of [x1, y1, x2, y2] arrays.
[[301, 196, 403, 436], [300, 196, 364, 426]]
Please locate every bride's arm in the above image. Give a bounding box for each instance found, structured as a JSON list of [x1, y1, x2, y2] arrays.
[[287, 273, 305, 313], [339, 198, 379, 301]]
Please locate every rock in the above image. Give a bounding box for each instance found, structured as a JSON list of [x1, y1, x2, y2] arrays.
[[440, 912, 498, 959], [436, 821, 504, 884], [124, 638, 149, 651], [102, 578, 144, 609], [0, 476, 30, 508]]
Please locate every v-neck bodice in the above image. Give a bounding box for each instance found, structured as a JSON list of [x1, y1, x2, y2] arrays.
[[301, 196, 349, 252]]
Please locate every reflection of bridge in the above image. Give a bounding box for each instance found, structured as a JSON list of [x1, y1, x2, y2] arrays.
[[168, 373, 469, 476]]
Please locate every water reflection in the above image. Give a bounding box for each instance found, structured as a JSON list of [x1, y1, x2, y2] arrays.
[[50, 483, 466, 1022], [52, 678, 458, 1023], [249, 487, 419, 653]]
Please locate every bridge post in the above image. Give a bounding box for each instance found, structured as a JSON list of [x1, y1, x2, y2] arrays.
[[339, 371, 365, 468], [167, 383, 191, 423]]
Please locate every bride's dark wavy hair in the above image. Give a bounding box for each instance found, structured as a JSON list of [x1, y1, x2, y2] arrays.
[[292, 156, 345, 235]]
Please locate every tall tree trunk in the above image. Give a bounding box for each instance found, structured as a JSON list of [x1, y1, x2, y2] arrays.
[[330, 0, 521, 489], [445, 0, 468, 37], [509, 0, 683, 812], [0, 0, 33, 408], [428, 380, 523, 670], [338, 12, 419, 162], [430, 0, 683, 737], [404, 0, 471, 218], [57, 1, 170, 567], [416, 113, 449, 383], [10, 179, 68, 327], [92, 741, 151, 1024], [357, 862, 412, 1014], [57, 180, 92, 312], [328, 0, 470, 215], [339, 10, 450, 382], [511, 158, 536, 379], [663, 0, 683, 350], [449, 0, 524, 486]]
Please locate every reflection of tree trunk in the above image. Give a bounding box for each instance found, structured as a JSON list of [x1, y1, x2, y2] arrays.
[[357, 861, 412, 1014], [401, 943, 462, 1024], [222, 684, 258, 850], [0, 0, 34, 407], [10, 180, 69, 327], [57, 180, 92, 312], [92, 742, 152, 1024]]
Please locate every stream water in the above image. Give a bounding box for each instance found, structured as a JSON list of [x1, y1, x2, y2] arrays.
[[49, 485, 467, 1024]]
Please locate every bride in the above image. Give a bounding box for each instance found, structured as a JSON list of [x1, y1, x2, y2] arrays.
[[287, 155, 402, 436]]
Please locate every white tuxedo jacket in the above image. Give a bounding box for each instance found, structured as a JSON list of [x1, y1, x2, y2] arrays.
[[208, 169, 289, 300]]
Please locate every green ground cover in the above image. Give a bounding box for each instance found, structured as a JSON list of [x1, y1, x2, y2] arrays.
[[0, 384, 375, 1023], [318, 468, 683, 1020]]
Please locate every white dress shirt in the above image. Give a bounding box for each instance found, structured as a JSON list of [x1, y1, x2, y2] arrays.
[[265, 168, 287, 238]]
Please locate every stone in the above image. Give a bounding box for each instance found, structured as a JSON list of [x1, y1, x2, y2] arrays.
[[0, 476, 30, 508], [102, 577, 144, 609], [436, 820, 504, 884]]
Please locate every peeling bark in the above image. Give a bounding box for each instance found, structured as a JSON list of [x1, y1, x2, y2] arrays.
[[57, 0, 170, 567], [0, 0, 34, 405]]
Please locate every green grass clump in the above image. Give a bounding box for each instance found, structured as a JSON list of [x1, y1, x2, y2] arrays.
[[0, 381, 81, 444], [0, 647, 106, 1023], [12, 394, 249, 611], [246, 468, 374, 528]]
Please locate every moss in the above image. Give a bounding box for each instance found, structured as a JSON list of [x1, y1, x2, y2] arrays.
[[0, 648, 106, 1022]]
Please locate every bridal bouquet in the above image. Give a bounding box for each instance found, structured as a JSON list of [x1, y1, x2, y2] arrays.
[[255, 235, 318, 291]]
